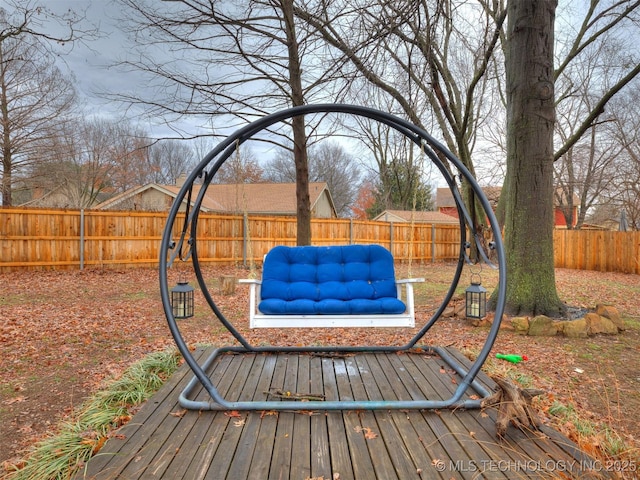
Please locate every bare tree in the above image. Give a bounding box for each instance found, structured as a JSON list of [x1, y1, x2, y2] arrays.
[[24, 118, 187, 208], [114, 0, 348, 244], [605, 84, 640, 230], [212, 147, 264, 184], [31, 119, 115, 208], [148, 140, 197, 185], [554, 122, 622, 229], [264, 140, 361, 216], [0, 4, 84, 206], [295, 0, 506, 226]]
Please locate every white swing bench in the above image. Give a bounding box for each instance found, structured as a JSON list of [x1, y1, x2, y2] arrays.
[[240, 244, 424, 328]]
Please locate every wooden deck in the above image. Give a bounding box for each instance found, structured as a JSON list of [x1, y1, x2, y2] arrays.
[[75, 346, 611, 480]]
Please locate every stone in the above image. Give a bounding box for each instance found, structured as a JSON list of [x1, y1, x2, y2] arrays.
[[511, 316, 530, 335], [441, 306, 456, 318], [585, 312, 619, 335], [528, 315, 559, 336], [560, 318, 588, 338], [595, 304, 625, 331]]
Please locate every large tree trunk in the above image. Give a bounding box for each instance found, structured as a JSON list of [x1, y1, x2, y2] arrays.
[[282, 0, 311, 246], [502, 0, 565, 317]]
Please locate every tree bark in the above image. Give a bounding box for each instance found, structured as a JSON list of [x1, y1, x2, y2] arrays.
[[282, 0, 311, 245], [502, 0, 565, 316]]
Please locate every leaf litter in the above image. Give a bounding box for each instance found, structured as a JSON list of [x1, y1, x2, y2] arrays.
[[1, 264, 639, 467]]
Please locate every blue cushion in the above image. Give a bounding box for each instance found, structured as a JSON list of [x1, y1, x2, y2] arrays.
[[258, 245, 406, 315]]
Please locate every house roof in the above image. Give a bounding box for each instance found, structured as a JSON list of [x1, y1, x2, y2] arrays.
[[95, 181, 336, 216], [436, 186, 501, 210], [436, 186, 579, 210], [373, 209, 458, 224]]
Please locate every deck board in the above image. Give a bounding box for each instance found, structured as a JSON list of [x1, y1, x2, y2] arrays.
[[75, 346, 613, 480]]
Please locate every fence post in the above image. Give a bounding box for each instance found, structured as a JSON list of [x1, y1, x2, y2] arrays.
[[80, 209, 85, 270], [349, 218, 353, 244], [242, 213, 248, 267], [389, 222, 394, 255], [431, 224, 436, 264]]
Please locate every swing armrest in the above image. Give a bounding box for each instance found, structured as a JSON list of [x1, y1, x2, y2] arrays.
[[239, 279, 261, 324], [395, 278, 425, 317], [395, 278, 425, 284]]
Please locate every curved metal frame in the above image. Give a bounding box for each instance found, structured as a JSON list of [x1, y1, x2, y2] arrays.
[[159, 104, 506, 411]]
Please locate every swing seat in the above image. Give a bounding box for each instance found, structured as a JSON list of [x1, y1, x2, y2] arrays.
[[240, 244, 425, 328]]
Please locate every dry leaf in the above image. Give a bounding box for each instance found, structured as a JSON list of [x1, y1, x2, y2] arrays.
[[169, 409, 187, 418], [224, 410, 243, 418], [364, 428, 378, 440], [234, 419, 245, 427], [354, 426, 377, 439]]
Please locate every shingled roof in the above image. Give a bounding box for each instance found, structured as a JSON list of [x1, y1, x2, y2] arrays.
[[373, 209, 458, 224], [95, 181, 336, 217]]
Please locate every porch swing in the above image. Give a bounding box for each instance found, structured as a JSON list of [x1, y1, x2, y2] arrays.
[[159, 104, 506, 412]]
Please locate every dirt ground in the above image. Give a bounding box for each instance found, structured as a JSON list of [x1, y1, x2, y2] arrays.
[[1, 264, 639, 471]]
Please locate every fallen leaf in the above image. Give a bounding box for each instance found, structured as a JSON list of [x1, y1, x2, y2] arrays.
[[354, 425, 378, 439], [169, 409, 187, 418], [364, 428, 378, 440], [92, 436, 107, 455], [224, 410, 243, 418], [234, 419, 245, 427]]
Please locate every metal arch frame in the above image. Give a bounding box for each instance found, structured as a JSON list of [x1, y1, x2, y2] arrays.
[[159, 104, 507, 411]]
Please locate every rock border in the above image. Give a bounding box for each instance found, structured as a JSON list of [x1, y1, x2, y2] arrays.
[[509, 304, 625, 337]]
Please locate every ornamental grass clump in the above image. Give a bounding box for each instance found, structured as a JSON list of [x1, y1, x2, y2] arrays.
[[3, 348, 180, 480]]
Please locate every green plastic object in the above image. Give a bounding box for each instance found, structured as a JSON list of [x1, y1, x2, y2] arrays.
[[495, 353, 528, 364]]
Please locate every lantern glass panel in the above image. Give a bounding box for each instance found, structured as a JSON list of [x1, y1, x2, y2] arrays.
[[171, 281, 194, 319], [465, 282, 486, 319]]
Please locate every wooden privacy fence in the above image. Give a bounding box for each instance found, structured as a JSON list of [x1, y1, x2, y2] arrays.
[[1, 207, 638, 274], [553, 229, 640, 274], [0, 208, 460, 272]]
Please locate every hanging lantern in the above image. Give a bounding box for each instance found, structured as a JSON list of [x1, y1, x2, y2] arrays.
[[171, 281, 194, 319], [465, 280, 487, 319]]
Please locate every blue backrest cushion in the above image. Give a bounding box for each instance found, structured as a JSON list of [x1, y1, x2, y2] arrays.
[[259, 245, 405, 315]]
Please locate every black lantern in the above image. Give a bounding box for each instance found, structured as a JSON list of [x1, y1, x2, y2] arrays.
[[171, 281, 194, 319], [465, 281, 487, 319]]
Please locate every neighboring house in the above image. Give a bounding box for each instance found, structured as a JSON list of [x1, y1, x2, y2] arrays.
[[18, 185, 112, 209], [436, 187, 501, 219], [372, 209, 458, 225], [435, 187, 578, 228], [95, 179, 338, 218]]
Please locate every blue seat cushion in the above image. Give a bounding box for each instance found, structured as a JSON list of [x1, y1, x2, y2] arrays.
[[258, 245, 406, 315]]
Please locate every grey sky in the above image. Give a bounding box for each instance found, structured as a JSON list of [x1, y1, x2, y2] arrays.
[[0, 0, 203, 139]]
